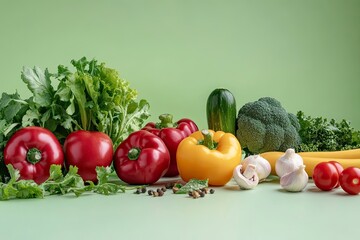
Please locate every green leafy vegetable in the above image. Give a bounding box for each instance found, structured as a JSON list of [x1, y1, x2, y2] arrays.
[[296, 111, 360, 152], [21, 66, 54, 107], [89, 166, 136, 195], [42, 165, 87, 197], [19, 57, 150, 147], [0, 93, 30, 182], [175, 179, 209, 194], [0, 164, 141, 200], [0, 165, 44, 200]]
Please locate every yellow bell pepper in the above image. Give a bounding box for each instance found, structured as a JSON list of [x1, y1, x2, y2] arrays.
[[176, 129, 242, 186]]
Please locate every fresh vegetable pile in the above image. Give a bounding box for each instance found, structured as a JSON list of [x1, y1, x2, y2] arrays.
[[0, 57, 150, 182], [1, 60, 360, 200]]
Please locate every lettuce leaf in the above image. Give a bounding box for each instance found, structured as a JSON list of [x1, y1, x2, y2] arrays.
[[19, 57, 150, 147]]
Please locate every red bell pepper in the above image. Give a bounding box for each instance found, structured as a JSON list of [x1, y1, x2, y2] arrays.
[[3, 126, 64, 184], [113, 130, 170, 184], [142, 114, 198, 177], [64, 130, 113, 182]]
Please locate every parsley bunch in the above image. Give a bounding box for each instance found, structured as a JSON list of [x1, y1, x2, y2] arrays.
[[0, 165, 137, 201], [296, 111, 360, 152]]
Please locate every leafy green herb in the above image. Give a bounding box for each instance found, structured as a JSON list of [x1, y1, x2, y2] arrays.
[[0, 164, 141, 200], [42, 165, 87, 197], [0, 93, 30, 182], [0, 165, 44, 200], [175, 179, 209, 194], [296, 111, 360, 152], [21, 66, 54, 107], [20, 57, 150, 147], [89, 166, 138, 195]]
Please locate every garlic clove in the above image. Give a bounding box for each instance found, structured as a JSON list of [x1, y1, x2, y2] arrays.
[[233, 164, 259, 190], [280, 165, 308, 192], [242, 155, 271, 181], [275, 148, 304, 177]]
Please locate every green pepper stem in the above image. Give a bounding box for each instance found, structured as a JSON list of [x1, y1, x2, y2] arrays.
[[26, 148, 42, 164], [128, 148, 141, 160], [155, 114, 175, 129], [201, 129, 215, 150]]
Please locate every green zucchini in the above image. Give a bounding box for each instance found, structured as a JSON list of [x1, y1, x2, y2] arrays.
[[206, 88, 237, 135]]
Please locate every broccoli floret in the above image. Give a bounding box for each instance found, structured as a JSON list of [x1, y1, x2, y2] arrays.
[[236, 97, 301, 154], [288, 112, 300, 132]]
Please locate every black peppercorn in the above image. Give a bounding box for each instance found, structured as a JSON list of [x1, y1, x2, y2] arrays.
[[172, 187, 179, 194], [158, 190, 164, 197], [165, 182, 175, 189], [192, 191, 200, 199]]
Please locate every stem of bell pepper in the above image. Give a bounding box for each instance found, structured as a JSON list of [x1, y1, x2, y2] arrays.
[[26, 148, 42, 164], [128, 148, 141, 160], [155, 114, 175, 129], [201, 129, 216, 150]]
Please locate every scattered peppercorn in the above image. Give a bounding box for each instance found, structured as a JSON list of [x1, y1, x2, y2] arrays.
[[199, 191, 205, 198], [192, 191, 200, 199], [165, 182, 175, 189], [172, 187, 179, 194], [135, 185, 214, 199], [201, 188, 209, 194]]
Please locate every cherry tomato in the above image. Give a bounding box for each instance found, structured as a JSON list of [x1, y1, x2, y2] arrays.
[[339, 167, 360, 195], [328, 161, 344, 188], [312, 162, 339, 191]]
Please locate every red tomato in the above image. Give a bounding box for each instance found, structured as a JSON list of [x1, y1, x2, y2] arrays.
[[339, 167, 360, 195], [64, 130, 113, 182], [312, 162, 339, 191], [328, 161, 344, 188]]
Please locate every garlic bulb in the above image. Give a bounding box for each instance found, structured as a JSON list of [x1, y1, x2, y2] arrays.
[[275, 148, 303, 177], [242, 155, 271, 181], [280, 165, 308, 192], [233, 164, 259, 190]]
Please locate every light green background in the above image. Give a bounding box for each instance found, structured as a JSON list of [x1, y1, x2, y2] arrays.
[[1, 0, 360, 129], [1, 1, 360, 240]]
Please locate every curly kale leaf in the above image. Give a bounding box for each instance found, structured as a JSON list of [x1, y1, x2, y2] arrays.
[[296, 111, 360, 152]]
